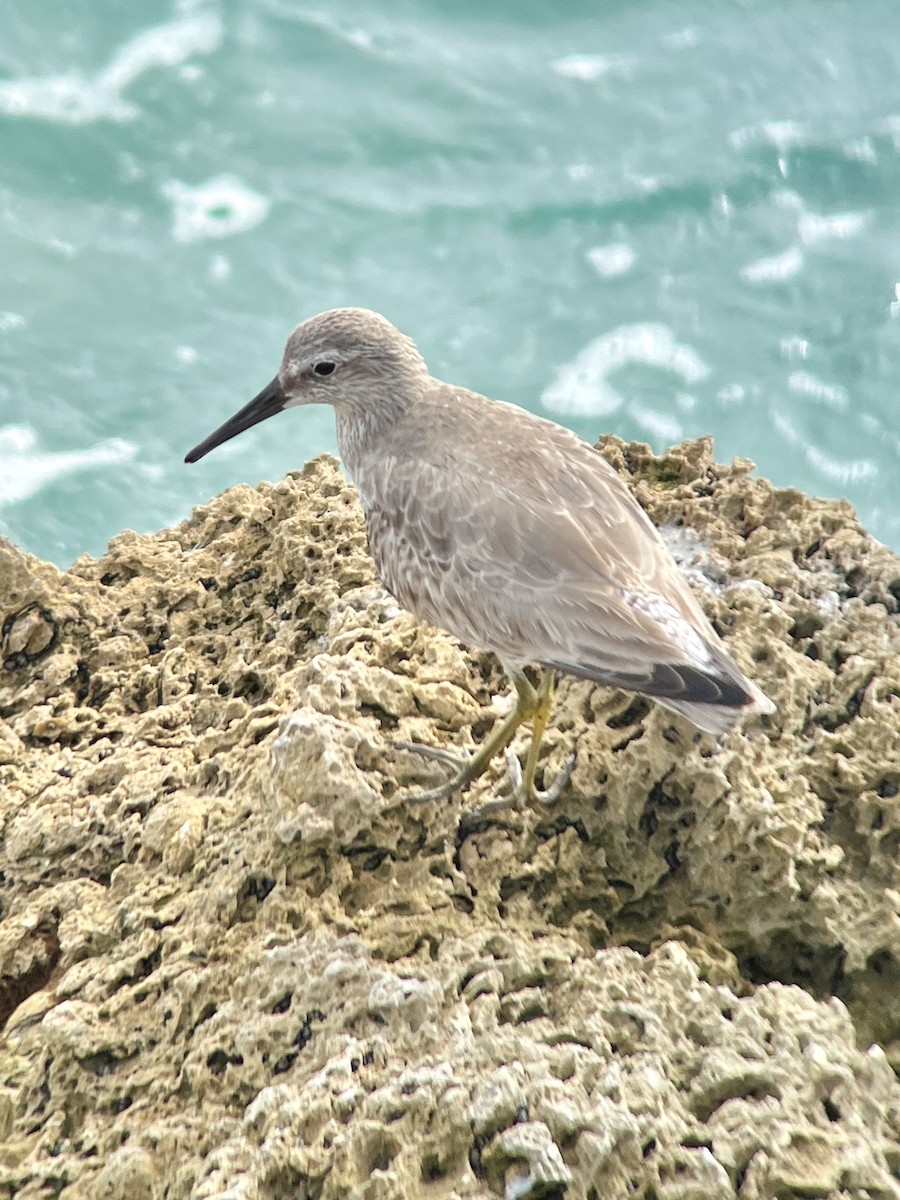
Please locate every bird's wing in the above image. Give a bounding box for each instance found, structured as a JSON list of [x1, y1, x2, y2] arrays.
[[365, 402, 749, 705]]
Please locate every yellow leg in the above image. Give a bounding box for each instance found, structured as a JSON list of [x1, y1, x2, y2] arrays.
[[520, 668, 555, 800], [401, 668, 540, 803], [400, 666, 574, 806]]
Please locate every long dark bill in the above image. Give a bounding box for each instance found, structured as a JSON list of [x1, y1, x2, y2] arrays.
[[184, 377, 287, 463]]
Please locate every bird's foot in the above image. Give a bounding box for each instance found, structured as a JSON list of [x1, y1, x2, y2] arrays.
[[395, 740, 475, 803], [396, 740, 528, 807], [499, 748, 576, 808], [532, 750, 576, 805], [462, 750, 527, 819], [394, 740, 468, 771], [397, 737, 576, 812]]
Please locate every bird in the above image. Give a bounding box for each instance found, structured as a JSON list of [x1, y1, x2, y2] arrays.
[[185, 308, 774, 804]]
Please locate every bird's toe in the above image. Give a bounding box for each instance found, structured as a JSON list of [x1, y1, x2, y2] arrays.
[[531, 750, 576, 805]]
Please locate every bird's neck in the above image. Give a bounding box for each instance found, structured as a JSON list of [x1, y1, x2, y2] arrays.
[[335, 402, 391, 486], [334, 380, 420, 488]]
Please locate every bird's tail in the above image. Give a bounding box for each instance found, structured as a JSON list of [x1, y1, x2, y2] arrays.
[[544, 647, 775, 736], [653, 677, 775, 735]]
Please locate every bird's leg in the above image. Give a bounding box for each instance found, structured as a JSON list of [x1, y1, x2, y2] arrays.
[[520, 668, 554, 797], [493, 668, 574, 806], [401, 668, 539, 804], [401, 668, 575, 806]]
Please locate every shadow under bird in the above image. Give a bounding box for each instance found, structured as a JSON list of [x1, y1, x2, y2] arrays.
[[185, 308, 774, 803]]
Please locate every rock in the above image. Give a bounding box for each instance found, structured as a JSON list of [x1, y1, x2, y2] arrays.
[[269, 707, 386, 845], [1, 445, 899, 1198]]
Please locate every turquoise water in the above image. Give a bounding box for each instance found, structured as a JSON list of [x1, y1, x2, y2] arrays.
[[2, 0, 899, 566]]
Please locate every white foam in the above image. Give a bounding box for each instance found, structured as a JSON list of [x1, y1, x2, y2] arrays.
[[881, 115, 900, 150], [0, 426, 137, 505], [729, 120, 808, 152], [551, 54, 632, 81], [844, 137, 877, 164], [137, 463, 165, 482], [586, 243, 636, 278], [0, 13, 222, 125], [787, 371, 848, 408], [804, 445, 877, 485], [798, 211, 867, 244], [772, 413, 876, 485], [0, 427, 36, 455], [780, 337, 809, 360], [47, 238, 76, 258], [740, 245, 803, 283], [859, 414, 880, 435], [347, 29, 374, 50], [209, 255, 232, 281], [771, 189, 805, 212], [716, 383, 745, 405], [542, 323, 710, 418], [96, 14, 221, 94], [0, 74, 134, 124], [627, 400, 682, 443], [663, 28, 699, 49], [162, 175, 270, 243]]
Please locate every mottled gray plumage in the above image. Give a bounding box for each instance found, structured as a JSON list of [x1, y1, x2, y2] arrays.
[[186, 308, 773, 799]]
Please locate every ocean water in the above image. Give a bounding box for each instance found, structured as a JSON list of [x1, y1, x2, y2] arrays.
[[2, 0, 899, 567]]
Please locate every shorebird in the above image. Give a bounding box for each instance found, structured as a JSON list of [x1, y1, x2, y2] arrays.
[[186, 308, 773, 803]]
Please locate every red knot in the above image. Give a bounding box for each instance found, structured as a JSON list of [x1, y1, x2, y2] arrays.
[[186, 308, 773, 804]]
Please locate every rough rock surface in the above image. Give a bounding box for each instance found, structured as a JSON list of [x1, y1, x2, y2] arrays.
[[1, 438, 899, 1199]]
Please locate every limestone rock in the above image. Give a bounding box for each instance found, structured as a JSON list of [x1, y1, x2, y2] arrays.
[[1, 445, 899, 1198]]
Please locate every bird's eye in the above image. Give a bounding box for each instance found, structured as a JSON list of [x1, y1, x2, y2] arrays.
[[313, 361, 336, 377]]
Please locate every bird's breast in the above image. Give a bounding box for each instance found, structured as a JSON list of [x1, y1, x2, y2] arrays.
[[365, 502, 429, 617]]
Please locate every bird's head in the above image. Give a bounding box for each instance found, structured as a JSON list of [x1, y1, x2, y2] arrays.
[[185, 307, 426, 464]]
